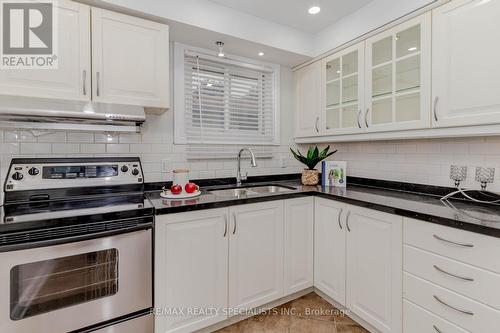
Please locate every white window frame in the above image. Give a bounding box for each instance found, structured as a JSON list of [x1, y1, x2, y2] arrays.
[[174, 42, 281, 145]]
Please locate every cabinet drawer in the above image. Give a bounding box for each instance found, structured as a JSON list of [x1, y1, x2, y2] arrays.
[[404, 272, 500, 332], [404, 218, 500, 274], [404, 245, 500, 310], [404, 300, 469, 333]]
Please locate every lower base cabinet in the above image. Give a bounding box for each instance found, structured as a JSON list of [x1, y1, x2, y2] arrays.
[[228, 201, 284, 310], [155, 199, 312, 333], [155, 197, 403, 333], [314, 198, 403, 333], [154, 208, 229, 333]]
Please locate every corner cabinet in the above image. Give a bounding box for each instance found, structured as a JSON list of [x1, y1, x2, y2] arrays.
[[321, 42, 365, 136], [295, 61, 322, 137], [432, 0, 500, 128], [91, 8, 169, 108], [0, 0, 91, 101], [365, 13, 431, 132], [314, 197, 403, 333]]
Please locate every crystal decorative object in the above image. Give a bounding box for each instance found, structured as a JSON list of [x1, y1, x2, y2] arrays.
[[475, 167, 495, 190], [450, 165, 467, 187]]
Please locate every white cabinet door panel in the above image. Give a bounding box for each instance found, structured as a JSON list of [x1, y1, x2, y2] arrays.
[[295, 62, 322, 138], [229, 201, 284, 311], [0, 0, 90, 101], [346, 206, 402, 333], [284, 197, 314, 295], [432, 0, 500, 127], [91, 8, 169, 108], [155, 209, 228, 333], [314, 198, 346, 305]]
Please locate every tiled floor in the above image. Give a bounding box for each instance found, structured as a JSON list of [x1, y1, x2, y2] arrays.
[[216, 293, 370, 333]]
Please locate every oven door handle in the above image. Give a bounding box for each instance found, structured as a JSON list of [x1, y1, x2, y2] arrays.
[[0, 223, 153, 252]]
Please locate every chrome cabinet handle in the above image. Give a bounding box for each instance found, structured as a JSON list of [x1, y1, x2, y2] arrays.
[[357, 109, 362, 128], [365, 108, 370, 128], [96, 71, 100, 97], [223, 215, 228, 237], [433, 295, 474, 316], [338, 208, 343, 229], [346, 211, 351, 232], [83, 70, 87, 96], [433, 265, 474, 282], [315, 116, 319, 133], [433, 325, 443, 333], [232, 212, 237, 235], [433, 234, 474, 248], [433, 96, 439, 121]]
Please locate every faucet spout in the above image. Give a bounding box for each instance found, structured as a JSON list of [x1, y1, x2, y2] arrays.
[[236, 147, 257, 186]]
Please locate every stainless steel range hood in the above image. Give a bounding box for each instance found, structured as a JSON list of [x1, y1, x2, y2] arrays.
[[0, 95, 146, 132]]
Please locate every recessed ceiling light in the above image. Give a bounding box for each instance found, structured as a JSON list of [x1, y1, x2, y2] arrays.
[[258, 52, 264, 56], [308, 6, 321, 15], [408, 47, 417, 52]]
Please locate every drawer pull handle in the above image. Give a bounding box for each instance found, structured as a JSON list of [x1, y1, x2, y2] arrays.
[[433, 325, 443, 333], [338, 208, 343, 229], [433, 295, 474, 316], [433, 234, 474, 248], [433, 265, 474, 282], [223, 215, 228, 237], [232, 212, 237, 235]]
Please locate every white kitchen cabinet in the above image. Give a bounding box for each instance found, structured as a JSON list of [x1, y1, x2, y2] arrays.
[[321, 42, 365, 136], [155, 209, 229, 333], [0, 0, 91, 101], [229, 201, 284, 311], [295, 61, 322, 138], [346, 205, 403, 333], [432, 0, 500, 128], [284, 197, 314, 296], [365, 13, 431, 132], [314, 198, 347, 305], [91, 8, 169, 108]]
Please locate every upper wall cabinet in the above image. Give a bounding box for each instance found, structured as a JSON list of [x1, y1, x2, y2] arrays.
[[321, 42, 365, 136], [0, 0, 91, 101], [432, 0, 500, 128], [91, 8, 169, 108], [295, 61, 322, 137], [365, 13, 431, 132]]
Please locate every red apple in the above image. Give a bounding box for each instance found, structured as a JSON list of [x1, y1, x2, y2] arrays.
[[185, 182, 199, 193], [170, 184, 182, 195]]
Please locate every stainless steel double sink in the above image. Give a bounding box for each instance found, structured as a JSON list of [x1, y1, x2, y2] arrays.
[[208, 185, 296, 198]]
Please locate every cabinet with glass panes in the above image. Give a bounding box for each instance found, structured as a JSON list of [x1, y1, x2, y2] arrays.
[[321, 42, 365, 135], [365, 13, 431, 132]]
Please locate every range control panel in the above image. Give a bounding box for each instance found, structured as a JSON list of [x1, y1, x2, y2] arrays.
[[5, 158, 144, 192]]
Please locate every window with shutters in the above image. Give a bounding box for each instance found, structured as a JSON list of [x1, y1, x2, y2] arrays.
[[174, 43, 280, 145]]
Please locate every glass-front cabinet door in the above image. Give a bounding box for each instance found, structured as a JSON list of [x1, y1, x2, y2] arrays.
[[321, 42, 365, 135], [365, 13, 431, 132]]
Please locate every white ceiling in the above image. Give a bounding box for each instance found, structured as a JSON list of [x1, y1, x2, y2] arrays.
[[207, 0, 373, 33]]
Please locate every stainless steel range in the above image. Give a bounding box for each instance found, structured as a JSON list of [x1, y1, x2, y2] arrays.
[[0, 157, 153, 333]]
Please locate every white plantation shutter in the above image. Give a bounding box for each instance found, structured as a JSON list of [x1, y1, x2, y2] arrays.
[[176, 46, 279, 145]]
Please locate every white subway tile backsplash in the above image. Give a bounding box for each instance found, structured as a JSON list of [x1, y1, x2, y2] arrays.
[[20, 143, 51, 154], [80, 144, 106, 154], [52, 143, 80, 154], [105, 144, 129, 153], [37, 132, 67, 142], [67, 132, 94, 142]]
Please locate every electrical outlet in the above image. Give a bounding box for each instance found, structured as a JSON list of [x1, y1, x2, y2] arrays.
[[161, 159, 170, 173]]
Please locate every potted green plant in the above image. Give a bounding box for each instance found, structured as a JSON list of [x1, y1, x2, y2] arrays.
[[290, 145, 337, 185]]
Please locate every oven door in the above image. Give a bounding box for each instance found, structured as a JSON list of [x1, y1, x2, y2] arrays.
[[0, 229, 152, 333]]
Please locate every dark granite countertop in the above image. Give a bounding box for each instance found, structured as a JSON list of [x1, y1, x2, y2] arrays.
[[147, 179, 500, 238]]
